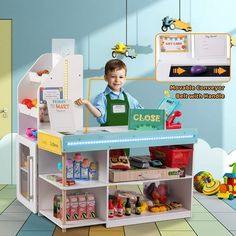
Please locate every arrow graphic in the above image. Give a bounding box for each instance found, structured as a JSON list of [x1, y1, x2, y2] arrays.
[[173, 67, 186, 75], [214, 67, 226, 75]]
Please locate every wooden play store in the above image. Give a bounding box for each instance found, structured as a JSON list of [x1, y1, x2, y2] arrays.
[[16, 53, 197, 231]]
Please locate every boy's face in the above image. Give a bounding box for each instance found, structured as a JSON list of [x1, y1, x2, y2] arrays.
[[105, 68, 126, 92]]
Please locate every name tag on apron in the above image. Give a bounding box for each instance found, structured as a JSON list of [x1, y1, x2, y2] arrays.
[[112, 105, 126, 113]]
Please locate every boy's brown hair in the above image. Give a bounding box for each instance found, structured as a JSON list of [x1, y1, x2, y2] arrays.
[[104, 59, 127, 76]]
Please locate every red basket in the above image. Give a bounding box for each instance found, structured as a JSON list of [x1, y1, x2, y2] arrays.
[[149, 145, 192, 168]]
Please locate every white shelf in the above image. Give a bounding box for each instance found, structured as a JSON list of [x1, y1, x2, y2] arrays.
[[18, 135, 37, 144], [108, 175, 192, 186], [39, 174, 108, 190], [39, 210, 106, 229], [29, 71, 49, 83], [19, 103, 38, 118], [106, 207, 191, 227]]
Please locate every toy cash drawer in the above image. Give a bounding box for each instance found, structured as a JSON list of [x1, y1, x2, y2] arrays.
[[109, 167, 181, 182]]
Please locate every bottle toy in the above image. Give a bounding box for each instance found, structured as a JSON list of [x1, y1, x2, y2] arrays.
[[89, 162, 98, 180], [108, 199, 115, 218], [117, 198, 124, 217], [125, 198, 131, 216], [73, 153, 82, 179], [81, 158, 90, 180], [135, 196, 142, 215]]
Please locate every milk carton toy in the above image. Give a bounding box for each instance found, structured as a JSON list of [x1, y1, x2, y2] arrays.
[[86, 193, 96, 219], [53, 195, 70, 220], [81, 159, 90, 180], [73, 153, 82, 179], [69, 194, 79, 221], [62, 196, 71, 221], [53, 194, 61, 218], [89, 162, 98, 180], [66, 160, 74, 179], [78, 194, 87, 220]]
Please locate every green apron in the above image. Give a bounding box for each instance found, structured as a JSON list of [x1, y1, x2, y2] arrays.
[[101, 92, 129, 126], [101, 91, 130, 156]]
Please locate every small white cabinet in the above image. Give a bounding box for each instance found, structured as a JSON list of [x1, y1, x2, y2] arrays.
[[16, 135, 37, 213]]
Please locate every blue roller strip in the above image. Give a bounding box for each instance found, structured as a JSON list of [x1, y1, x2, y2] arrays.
[[63, 129, 197, 153]]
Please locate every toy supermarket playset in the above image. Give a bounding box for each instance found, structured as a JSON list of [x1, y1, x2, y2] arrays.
[[16, 27, 236, 231], [16, 48, 199, 231]]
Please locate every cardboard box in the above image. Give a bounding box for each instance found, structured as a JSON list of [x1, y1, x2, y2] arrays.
[[78, 194, 87, 220], [109, 167, 181, 182], [86, 193, 96, 219], [69, 195, 79, 221]]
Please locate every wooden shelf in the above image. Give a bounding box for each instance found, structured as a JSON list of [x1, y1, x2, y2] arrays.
[[19, 103, 38, 118], [39, 210, 106, 229], [106, 207, 191, 227], [29, 71, 49, 83], [39, 174, 108, 190]]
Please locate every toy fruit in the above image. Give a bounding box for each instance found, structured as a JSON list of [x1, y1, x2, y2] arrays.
[[37, 69, 49, 76], [145, 183, 168, 204], [21, 98, 33, 109], [156, 184, 168, 204], [149, 205, 161, 213], [31, 99, 37, 107], [140, 201, 148, 212]]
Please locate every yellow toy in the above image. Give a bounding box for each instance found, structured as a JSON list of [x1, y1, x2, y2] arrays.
[[111, 42, 137, 59], [202, 177, 220, 195], [161, 16, 192, 32]]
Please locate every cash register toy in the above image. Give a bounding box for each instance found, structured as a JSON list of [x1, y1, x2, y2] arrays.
[[157, 91, 181, 129]]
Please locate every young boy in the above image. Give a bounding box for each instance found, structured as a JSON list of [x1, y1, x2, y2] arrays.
[[75, 59, 143, 126]]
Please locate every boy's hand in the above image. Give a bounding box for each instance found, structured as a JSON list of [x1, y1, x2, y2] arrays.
[[74, 98, 87, 106], [74, 98, 101, 118]]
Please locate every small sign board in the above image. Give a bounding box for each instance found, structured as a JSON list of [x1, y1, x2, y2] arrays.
[[47, 99, 76, 133], [128, 109, 165, 130]]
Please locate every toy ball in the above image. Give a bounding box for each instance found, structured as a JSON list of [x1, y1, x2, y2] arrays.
[[202, 178, 220, 195], [194, 171, 214, 193]]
